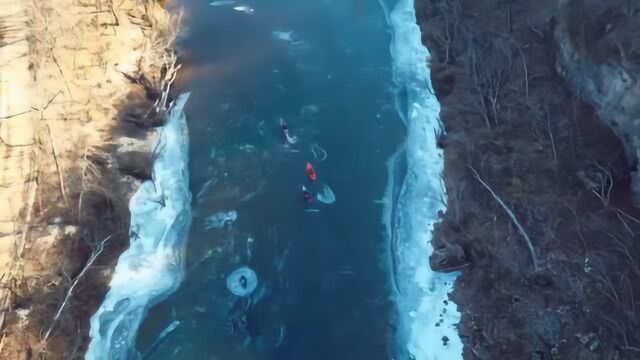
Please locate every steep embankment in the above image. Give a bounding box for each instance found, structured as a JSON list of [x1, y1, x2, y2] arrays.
[[416, 0, 640, 358], [0, 0, 179, 357]]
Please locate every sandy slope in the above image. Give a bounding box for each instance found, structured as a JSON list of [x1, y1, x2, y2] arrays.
[[0, 0, 178, 357], [0, 0, 36, 280]]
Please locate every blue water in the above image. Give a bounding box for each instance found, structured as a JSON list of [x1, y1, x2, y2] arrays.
[[135, 1, 405, 359], [87, 0, 462, 359]]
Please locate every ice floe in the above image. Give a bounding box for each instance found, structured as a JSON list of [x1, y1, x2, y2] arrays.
[[226, 266, 258, 297], [233, 5, 255, 14], [205, 210, 238, 230]]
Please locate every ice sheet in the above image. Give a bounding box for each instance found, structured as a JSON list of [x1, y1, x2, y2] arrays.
[[85, 93, 192, 360], [382, 0, 463, 359]]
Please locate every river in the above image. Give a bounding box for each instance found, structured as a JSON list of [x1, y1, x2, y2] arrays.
[[88, 0, 461, 359]]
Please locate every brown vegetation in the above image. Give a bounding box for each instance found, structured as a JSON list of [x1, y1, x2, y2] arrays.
[[0, 0, 181, 358], [416, 0, 640, 358]]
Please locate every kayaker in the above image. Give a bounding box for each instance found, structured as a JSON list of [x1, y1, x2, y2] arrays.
[[306, 162, 317, 182], [280, 118, 297, 144]]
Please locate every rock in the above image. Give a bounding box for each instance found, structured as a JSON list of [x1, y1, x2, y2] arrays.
[[442, 335, 450, 346], [430, 241, 470, 272], [115, 150, 153, 180]]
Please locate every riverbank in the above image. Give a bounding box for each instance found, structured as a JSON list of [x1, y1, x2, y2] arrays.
[[0, 0, 180, 357], [416, 0, 640, 358]]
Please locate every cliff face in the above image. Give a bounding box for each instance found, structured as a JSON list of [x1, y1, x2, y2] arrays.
[[553, 1, 640, 205], [415, 0, 640, 358], [0, 0, 179, 358]]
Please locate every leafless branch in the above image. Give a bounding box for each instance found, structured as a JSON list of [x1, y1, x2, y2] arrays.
[[43, 234, 115, 341], [468, 166, 539, 271], [590, 161, 614, 208]]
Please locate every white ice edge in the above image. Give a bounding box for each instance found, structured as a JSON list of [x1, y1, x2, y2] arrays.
[[86, 93, 193, 360], [384, 1, 463, 359]]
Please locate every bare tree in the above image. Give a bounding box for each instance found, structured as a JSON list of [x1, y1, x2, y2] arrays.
[[588, 161, 614, 208], [432, 0, 462, 66], [529, 102, 559, 165], [462, 29, 510, 129]]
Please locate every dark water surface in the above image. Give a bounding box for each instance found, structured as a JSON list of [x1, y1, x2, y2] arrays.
[[137, 0, 405, 358]]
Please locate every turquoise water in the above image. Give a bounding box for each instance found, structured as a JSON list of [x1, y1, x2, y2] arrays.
[[136, 0, 405, 359], [86, 0, 463, 358]]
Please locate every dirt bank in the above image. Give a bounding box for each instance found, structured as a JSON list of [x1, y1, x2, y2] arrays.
[[0, 0, 180, 357], [415, 0, 640, 358]]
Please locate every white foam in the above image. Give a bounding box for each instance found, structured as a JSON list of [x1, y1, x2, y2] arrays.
[[85, 93, 192, 359], [383, 0, 463, 359]]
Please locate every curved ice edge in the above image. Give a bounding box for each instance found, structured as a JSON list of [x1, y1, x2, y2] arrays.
[[383, 0, 463, 359], [86, 93, 193, 360]]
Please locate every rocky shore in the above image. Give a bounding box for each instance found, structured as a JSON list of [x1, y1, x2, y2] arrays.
[[415, 0, 640, 358], [0, 0, 180, 357]]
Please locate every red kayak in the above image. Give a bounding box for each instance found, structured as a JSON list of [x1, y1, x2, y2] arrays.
[[306, 162, 317, 182]]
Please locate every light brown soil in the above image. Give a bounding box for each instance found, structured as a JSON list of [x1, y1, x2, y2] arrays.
[[0, 0, 180, 358]]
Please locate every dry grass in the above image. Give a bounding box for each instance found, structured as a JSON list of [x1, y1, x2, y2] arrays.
[[0, 0, 183, 358]]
